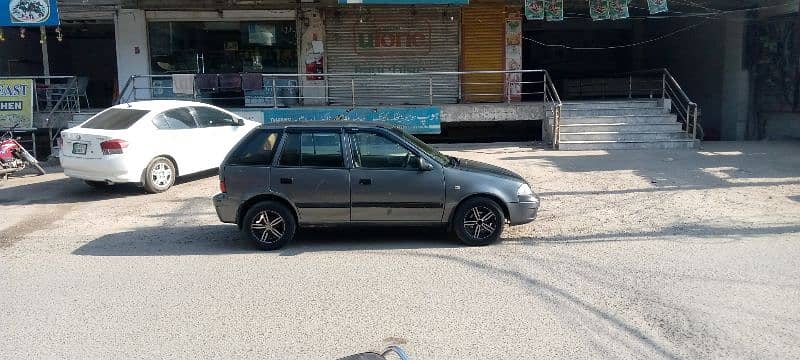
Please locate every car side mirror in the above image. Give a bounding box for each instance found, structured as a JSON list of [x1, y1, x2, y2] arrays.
[[235, 118, 245, 126], [418, 157, 434, 171]]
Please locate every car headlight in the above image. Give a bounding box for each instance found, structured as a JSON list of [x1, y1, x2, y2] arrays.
[[517, 183, 536, 202]]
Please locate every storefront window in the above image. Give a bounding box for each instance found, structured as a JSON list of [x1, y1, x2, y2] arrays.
[[148, 21, 297, 75]]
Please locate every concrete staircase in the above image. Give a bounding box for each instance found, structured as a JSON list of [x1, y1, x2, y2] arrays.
[[556, 100, 696, 150]]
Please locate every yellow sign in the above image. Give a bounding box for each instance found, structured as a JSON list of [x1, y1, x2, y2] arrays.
[[0, 78, 34, 128]]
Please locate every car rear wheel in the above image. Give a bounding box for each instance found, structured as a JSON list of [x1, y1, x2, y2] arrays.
[[143, 157, 176, 193], [453, 197, 505, 246], [241, 201, 296, 251]]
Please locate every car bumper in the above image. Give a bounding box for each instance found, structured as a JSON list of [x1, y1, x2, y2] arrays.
[[213, 193, 237, 224], [507, 198, 540, 226], [60, 156, 142, 183]]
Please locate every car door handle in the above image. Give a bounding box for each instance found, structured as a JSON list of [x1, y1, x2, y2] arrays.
[[359, 178, 372, 185], [280, 177, 293, 184]]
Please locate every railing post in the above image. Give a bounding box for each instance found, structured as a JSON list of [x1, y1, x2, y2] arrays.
[[543, 73, 547, 103], [661, 72, 666, 100], [429, 77, 433, 105], [628, 75, 632, 99], [324, 76, 330, 105], [271, 78, 278, 108], [691, 103, 698, 139], [457, 74, 462, 103], [351, 78, 356, 107]]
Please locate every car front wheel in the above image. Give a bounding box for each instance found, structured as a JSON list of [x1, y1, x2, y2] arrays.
[[453, 197, 505, 246], [241, 201, 296, 251]]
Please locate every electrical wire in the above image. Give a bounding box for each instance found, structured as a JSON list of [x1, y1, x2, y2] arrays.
[[523, 20, 710, 50], [522, 1, 797, 50]]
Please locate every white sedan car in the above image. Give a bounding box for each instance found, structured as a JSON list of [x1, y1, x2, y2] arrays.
[[60, 100, 260, 193]]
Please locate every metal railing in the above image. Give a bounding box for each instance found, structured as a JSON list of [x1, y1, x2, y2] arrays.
[[116, 70, 560, 106], [115, 69, 563, 145], [543, 71, 563, 149], [561, 68, 702, 142]]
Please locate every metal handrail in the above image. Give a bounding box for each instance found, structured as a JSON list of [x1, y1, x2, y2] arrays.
[[577, 68, 701, 141], [46, 76, 79, 153], [543, 70, 563, 149], [115, 70, 556, 106]]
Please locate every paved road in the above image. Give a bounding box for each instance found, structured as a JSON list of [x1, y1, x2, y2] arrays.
[[2, 142, 799, 359]]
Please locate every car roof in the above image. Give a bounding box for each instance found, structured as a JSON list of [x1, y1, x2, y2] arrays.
[[111, 100, 218, 112], [261, 120, 398, 131]]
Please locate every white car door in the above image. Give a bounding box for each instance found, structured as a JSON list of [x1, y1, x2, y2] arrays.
[[151, 107, 207, 175], [191, 106, 251, 167]]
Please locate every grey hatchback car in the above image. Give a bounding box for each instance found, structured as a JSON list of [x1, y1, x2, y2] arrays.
[[213, 122, 539, 250]]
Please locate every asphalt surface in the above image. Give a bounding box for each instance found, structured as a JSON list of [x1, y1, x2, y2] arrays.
[[1, 141, 799, 359]]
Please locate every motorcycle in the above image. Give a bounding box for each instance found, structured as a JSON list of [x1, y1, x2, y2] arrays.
[[0, 124, 45, 180]]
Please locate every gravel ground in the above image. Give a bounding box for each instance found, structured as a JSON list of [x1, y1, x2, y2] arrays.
[[1, 141, 799, 359]]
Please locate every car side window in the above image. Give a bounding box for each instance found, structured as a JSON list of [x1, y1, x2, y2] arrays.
[[193, 107, 237, 127], [227, 130, 281, 166], [352, 132, 419, 169], [278, 131, 343, 168], [153, 108, 197, 129]]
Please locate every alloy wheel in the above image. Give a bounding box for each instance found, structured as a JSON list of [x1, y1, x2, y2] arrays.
[[151, 162, 173, 189], [250, 210, 286, 244], [463, 206, 498, 240]]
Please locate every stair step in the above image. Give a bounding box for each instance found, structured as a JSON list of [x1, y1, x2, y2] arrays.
[[559, 114, 677, 125], [559, 131, 690, 142], [561, 100, 660, 110], [561, 108, 667, 116], [558, 139, 696, 151], [559, 123, 684, 133]]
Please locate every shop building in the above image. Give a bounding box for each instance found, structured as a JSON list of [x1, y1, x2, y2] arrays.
[[2, 0, 799, 154]]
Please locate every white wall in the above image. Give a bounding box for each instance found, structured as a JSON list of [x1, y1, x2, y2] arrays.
[[115, 9, 151, 101], [720, 18, 750, 141]]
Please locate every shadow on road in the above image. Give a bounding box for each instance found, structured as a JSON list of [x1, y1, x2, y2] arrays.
[[72, 225, 459, 256], [504, 223, 800, 246], [0, 169, 217, 205]]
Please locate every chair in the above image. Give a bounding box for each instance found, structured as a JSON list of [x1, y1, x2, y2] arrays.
[[72, 76, 90, 110]]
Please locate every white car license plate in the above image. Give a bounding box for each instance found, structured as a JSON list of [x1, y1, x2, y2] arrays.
[[73, 142, 87, 155]]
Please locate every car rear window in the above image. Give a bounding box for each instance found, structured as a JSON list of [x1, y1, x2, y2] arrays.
[[81, 109, 150, 130], [226, 129, 281, 166]]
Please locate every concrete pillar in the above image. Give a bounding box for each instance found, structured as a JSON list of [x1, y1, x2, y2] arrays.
[[720, 18, 749, 140], [115, 9, 151, 101], [299, 9, 326, 105]]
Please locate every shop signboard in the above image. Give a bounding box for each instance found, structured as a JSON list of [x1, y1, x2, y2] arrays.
[[0, 78, 34, 129], [339, 0, 467, 4], [232, 107, 442, 134], [1, 0, 60, 27]]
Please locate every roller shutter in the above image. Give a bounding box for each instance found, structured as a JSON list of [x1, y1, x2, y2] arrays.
[[325, 7, 460, 106], [461, 4, 505, 102]]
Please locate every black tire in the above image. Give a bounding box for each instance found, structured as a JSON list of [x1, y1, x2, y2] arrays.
[[85, 180, 111, 189], [241, 201, 296, 251], [452, 197, 505, 246], [143, 157, 176, 193]]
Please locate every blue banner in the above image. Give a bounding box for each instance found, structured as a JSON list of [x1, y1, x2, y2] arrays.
[[338, 0, 468, 4], [1, 0, 60, 27], [232, 107, 442, 135]]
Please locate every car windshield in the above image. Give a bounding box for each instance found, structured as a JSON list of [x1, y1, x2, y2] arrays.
[[391, 127, 452, 166], [81, 108, 150, 130]]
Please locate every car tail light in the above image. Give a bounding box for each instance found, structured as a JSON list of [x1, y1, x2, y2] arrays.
[[100, 139, 128, 155], [219, 178, 227, 193]]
